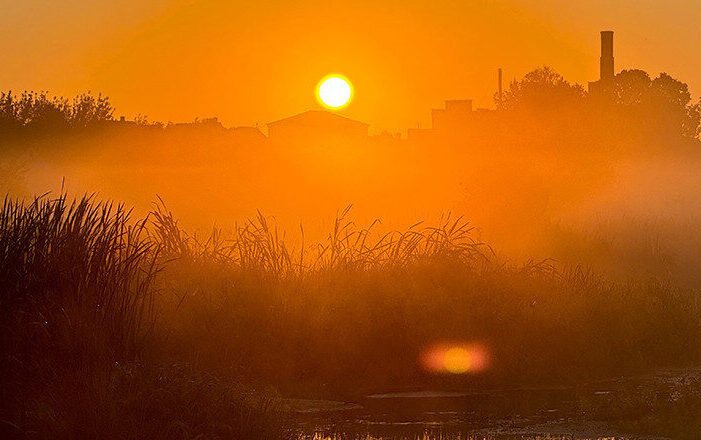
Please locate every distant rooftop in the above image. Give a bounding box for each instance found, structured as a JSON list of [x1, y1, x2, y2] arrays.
[[267, 110, 369, 129]]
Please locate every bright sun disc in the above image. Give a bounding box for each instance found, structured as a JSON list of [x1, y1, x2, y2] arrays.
[[317, 75, 352, 109]]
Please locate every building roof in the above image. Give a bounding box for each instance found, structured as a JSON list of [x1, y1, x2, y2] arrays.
[[229, 126, 266, 140], [267, 110, 369, 129], [230, 126, 264, 135]]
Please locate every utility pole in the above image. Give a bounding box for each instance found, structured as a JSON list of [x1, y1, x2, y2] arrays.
[[498, 68, 503, 105]]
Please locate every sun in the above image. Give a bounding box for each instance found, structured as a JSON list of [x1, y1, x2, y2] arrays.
[[317, 75, 352, 109]]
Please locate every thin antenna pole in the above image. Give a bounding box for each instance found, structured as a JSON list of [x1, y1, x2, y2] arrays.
[[498, 68, 503, 104]]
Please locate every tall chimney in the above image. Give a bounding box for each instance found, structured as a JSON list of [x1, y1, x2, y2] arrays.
[[600, 31, 614, 81]]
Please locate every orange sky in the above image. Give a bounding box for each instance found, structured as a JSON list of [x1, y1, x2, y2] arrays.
[[2, 0, 700, 132]]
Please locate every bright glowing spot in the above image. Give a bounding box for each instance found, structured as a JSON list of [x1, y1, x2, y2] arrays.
[[420, 342, 490, 375], [317, 75, 352, 109], [443, 347, 472, 374]]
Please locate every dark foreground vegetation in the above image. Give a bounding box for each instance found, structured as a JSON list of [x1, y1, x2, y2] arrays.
[[1, 194, 700, 439]]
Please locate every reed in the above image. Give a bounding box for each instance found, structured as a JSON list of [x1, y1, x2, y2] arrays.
[[150, 200, 494, 275], [1, 193, 699, 438], [0, 193, 159, 362], [0, 194, 291, 439]]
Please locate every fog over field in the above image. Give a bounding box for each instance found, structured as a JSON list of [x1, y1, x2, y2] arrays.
[[3, 23, 701, 440]]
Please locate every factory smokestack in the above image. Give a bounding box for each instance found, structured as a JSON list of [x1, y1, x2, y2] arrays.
[[600, 31, 614, 81]]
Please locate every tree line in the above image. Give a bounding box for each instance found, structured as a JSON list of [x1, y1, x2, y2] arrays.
[[0, 91, 114, 131], [496, 66, 701, 140]]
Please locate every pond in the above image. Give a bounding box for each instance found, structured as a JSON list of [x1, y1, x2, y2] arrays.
[[289, 390, 632, 440]]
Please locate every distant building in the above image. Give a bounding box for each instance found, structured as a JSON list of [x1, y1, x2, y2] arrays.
[[229, 126, 266, 144], [267, 110, 369, 143], [588, 31, 615, 95], [168, 117, 225, 132], [407, 127, 433, 141], [432, 99, 473, 131], [102, 116, 136, 128]]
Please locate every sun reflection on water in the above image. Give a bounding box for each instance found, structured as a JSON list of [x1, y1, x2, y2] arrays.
[[420, 342, 490, 374]]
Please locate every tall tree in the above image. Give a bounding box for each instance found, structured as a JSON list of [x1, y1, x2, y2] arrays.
[[496, 66, 585, 111]]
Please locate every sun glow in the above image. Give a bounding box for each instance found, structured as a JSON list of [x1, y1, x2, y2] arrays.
[[420, 342, 490, 374], [317, 75, 352, 109]]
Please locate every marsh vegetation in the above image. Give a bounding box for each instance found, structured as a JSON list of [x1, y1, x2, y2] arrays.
[[1, 193, 700, 439]]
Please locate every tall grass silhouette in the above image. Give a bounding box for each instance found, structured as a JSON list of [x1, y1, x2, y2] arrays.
[[0, 194, 290, 439], [1, 193, 699, 438], [0, 194, 158, 361], [151, 200, 493, 274]]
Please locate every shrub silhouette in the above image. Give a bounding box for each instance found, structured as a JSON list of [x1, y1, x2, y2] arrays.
[[0, 90, 114, 134]]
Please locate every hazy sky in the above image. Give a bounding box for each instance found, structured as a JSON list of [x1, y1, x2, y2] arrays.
[[2, 0, 700, 132]]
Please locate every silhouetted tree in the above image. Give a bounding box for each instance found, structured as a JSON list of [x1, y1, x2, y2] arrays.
[[496, 66, 585, 111], [0, 92, 21, 131], [650, 73, 696, 138], [609, 70, 699, 138], [685, 98, 701, 139], [651, 73, 691, 108], [611, 69, 651, 106], [70, 92, 114, 127], [0, 90, 114, 133], [19, 91, 70, 130], [134, 113, 164, 129]]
